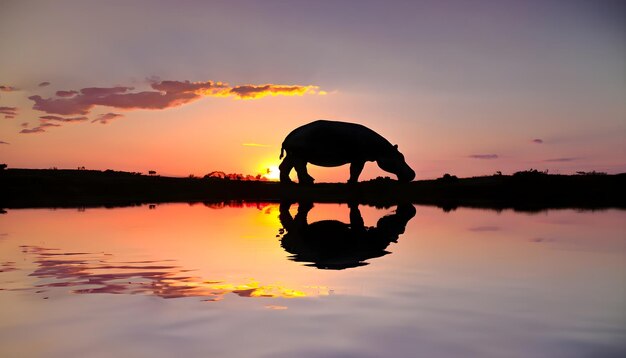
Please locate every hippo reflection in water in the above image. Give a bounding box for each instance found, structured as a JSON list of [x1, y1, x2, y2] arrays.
[[278, 202, 417, 270], [279, 120, 416, 184]]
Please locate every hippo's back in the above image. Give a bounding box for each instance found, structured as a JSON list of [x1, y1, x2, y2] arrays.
[[282, 120, 390, 166]]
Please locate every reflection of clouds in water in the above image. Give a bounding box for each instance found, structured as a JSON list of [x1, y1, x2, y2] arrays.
[[0, 261, 17, 273], [4, 245, 327, 302]]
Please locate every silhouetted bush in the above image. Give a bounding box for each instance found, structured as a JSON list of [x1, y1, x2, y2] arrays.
[[576, 171, 607, 176], [438, 173, 458, 182], [513, 169, 548, 178], [366, 176, 393, 184], [0, 164, 6, 171], [204, 171, 268, 181]]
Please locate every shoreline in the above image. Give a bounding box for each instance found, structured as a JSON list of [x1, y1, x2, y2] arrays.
[[1, 168, 624, 212]]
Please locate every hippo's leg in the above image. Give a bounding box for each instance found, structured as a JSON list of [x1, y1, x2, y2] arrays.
[[348, 161, 365, 184], [349, 203, 365, 232], [279, 155, 295, 183], [294, 160, 314, 184]]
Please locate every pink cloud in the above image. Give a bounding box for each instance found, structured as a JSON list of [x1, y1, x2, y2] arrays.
[[39, 115, 88, 123], [89, 90, 199, 110], [56, 90, 79, 97], [468, 154, 499, 159], [0, 141, 9, 144], [20, 120, 61, 134], [92, 112, 124, 124], [150, 80, 228, 93], [29, 95, 93, 115], [20, 127, 46, 134], [28, 79, 322, 117], [80, 86, 133, 96], [0, 106, 17, 119], [532, 139, 543, 144], [0, 85, 16, 92], [38, 82, 51, 87], [544, 157, 578, 162]]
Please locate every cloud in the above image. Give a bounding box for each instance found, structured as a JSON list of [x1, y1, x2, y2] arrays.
[[29, 87, 134, 115], [30, 82, 211, 115], [0, 85, 16, 92], [469, 226, 500, 232], [19, 115, 88, 134], [20, 127, 45, 134], [39, 115, 88, 123], [38, 82, 50, 87], [0, 106, 17, 119], [92, 112, 124, 124], [0, 141, 9, 145], [20, 120, 61, 134], [468, 154, 498, 159], [56, 90, 78, 97], [150, 79, 228, 94], [28, 79, 323, 116], [532, 139, 543, 144], [544, 157, 578, 162], [242, 143, 271, 147], [229, 84, 320, 99]]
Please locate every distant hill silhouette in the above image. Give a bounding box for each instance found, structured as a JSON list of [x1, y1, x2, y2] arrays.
[[0, 168, 624, 212]]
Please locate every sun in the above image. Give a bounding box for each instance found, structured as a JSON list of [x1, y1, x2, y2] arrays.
[[263, 165, 281, 181]]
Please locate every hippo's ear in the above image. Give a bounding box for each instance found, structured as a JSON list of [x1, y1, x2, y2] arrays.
[[394, 144, 398, 150]]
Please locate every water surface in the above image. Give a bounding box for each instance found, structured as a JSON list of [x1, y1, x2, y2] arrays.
[[0, 203, 624, 357]]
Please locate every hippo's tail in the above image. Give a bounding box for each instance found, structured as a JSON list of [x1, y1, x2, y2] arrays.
[[279, 146, 285, 159]]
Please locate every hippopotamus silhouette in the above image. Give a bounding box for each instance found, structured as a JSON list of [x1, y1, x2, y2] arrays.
[[278, 202, 417, 270], [279, 120, 415, 184]]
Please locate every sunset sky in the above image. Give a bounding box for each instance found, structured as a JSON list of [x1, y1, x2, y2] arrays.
[[1, 0, 624, 181]]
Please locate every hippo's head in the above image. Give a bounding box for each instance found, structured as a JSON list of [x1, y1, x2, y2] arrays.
[[376, 145, 416, 182]]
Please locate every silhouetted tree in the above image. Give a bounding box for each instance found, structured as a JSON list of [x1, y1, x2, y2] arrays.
[[204, 171, 227, 179]]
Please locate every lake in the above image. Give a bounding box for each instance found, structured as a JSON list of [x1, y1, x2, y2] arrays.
[[0, 203, 624, 358]]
